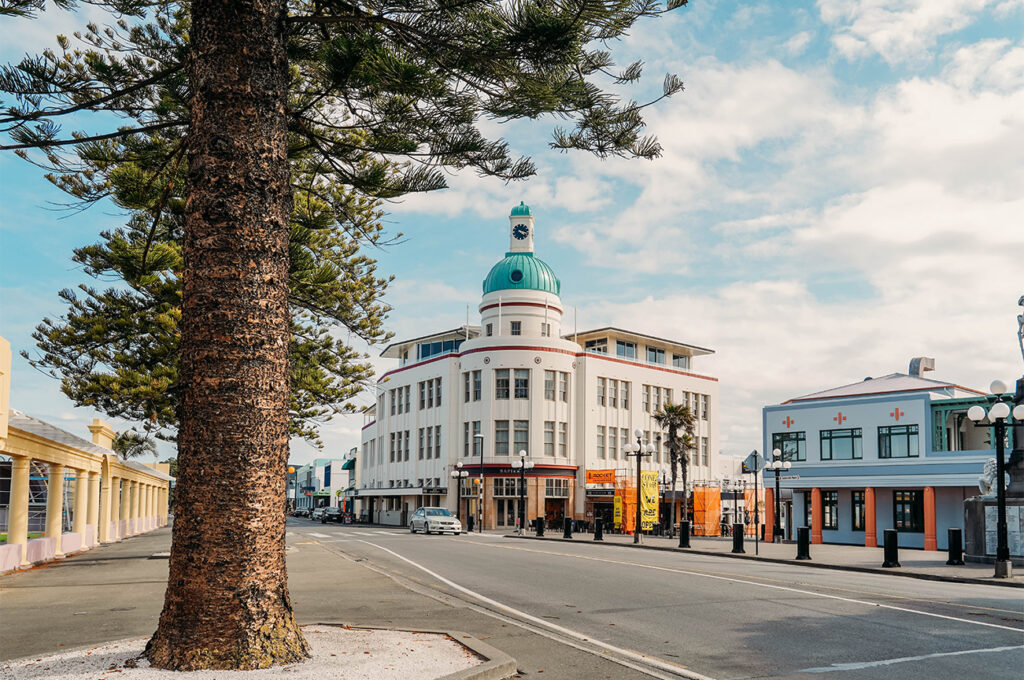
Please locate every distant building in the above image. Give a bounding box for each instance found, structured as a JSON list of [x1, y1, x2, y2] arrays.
[[358, 204, 719, 529], [289, 457, 347, 510], [761, 358, 1003, 549]]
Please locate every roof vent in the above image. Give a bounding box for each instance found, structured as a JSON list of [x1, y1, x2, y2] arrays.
[[909, 357, 935, 377], [863, 377, 872, 381]]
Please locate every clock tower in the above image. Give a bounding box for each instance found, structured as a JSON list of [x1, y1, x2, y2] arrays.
[[508, 201, 535, 253]]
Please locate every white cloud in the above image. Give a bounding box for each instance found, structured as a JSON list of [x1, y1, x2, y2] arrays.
[[785, 31, 814, 55], [818, 0, 997, 64]]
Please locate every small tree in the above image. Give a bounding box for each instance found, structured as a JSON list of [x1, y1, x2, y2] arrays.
[[653, 401, 695, 537]]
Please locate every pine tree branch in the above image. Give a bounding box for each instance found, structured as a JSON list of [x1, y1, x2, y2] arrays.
[[1, 120, 182, 150]]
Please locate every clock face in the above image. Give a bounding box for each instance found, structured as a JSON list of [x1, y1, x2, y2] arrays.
[[512, 223, 530, 240]]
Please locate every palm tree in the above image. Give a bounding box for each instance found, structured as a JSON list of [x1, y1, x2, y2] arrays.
[[112, 430, 159, 460], [654, 402, 696, 538]]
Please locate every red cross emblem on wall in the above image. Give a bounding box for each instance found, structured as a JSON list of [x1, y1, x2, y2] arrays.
[[834, 412, 847, 424], [890, 408, 904, 421], [783, 416, 794, 429]]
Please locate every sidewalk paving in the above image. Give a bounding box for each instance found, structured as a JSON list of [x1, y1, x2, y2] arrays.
[[509, 530, 1024, 587]]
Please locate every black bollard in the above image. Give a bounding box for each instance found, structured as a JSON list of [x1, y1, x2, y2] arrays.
[[563, 517, 573, 539], [536, 516, 544, 537], [796, 526, 811, 560], [732, 523, 745, 553], [678, 520, 691, 548], [946, 528, 964, 565], [882, 529, 900, 568], [594, 518, 604, 541]]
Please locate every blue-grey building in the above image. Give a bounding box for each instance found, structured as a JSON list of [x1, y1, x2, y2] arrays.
[[761, 358, 1008, 550]]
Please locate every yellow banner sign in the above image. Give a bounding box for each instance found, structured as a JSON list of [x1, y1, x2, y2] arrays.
[[640, 470, 659, 531], [586, 469, 616, 484], [613, 496, 623, 528]]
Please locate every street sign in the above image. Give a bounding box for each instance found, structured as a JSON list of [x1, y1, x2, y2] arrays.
[[741, 451, 765, 473], [781, 475, 800, 480]]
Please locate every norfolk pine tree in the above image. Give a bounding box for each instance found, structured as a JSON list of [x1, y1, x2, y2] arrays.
[[2, 0, 689, 669]]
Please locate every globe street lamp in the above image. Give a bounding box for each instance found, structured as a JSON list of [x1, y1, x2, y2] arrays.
[[511, 450, 534, 534], [624, 428, 655, 544], [450, 462, 468, 520], [770, 448, 792, 543], [967, 379, 1024, 578], [473, 433, 485, 533]]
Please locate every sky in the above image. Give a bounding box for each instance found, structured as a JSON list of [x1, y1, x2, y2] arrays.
[[1, 0, 1023, 467]]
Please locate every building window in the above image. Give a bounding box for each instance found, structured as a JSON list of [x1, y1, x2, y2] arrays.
[[772, 431, 806, 462], [514, 369, 530, 399], [608, 379, 618, 408], [672, 354, 690, 369], [419, 382, 426, 410], [822, 490, 838, 530], [879, 425, 919, 458], [404, 430, 410, 461], [642, 385, 650, 412], [803, 492, 812, 528], [472, 371, 481, 401], [510, 321, 521, 336], [653, 386, 662, 412], [621, 382, 630, 409], [513, 420, 529, 455], [701, 437, 709, 466], [597, 377, 606, 406], [390, 391, 396, 416], [486, 323, 493, 336], [544, 421, 555, 456], [463, 422, 470, 457], [597, 426, 606, 459], [545, 479, 570, 498], [851, 490, 865, 531], [558, 372, 569, 402], [495, 369, 509, 399], [541, 323, 551, 337], [654, 434, 662, 463], [435, 378, 441, 406], [820, 428, 863, 460], [472, 421, 481, 456], [434, 425, 442, 458], [646, 346, 665, 364], [585, 338, 607, 353], [700, 394, 708, 420], [463, 372, 471, 403], [544, 370, 556, 400], [418, 428, 425, 460], [495, 420, 509, 455], [608, 427, 618, 459], [893, 490, 923, 532], [558, 422, 567, 457], [616, 340, 636, 359]]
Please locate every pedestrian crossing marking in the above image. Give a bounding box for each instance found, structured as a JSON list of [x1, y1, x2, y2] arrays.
[[307, 532, 330, 538]]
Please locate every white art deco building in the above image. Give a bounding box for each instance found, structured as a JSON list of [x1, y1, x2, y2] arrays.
[[358, 204, 719, 529]]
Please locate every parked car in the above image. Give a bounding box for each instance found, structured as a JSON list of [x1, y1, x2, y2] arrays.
[[292, 508, 309, 517], [322, 507, 342, 523], [409, 507, 462, 535], [311, 507, 325, 521]]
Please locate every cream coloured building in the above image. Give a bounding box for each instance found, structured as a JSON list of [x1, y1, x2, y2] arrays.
[[358, 204, 719, 530]]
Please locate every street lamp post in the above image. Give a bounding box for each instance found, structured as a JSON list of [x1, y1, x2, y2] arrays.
[[511, 450, 534, 534], [770, 448, 792, 543], [624, 428, 655, 544], [450, 462, 468, 521], [474, 433, 485, 533], [967, 379, 1024, 578]]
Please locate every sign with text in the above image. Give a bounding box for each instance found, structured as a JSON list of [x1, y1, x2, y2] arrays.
[[640, 470, 659, 531], [613, 496, 623, 528], [586, 469, 616, 484]]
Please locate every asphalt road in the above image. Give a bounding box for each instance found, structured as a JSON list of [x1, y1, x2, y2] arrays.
[[290, 519, 1024, 680]]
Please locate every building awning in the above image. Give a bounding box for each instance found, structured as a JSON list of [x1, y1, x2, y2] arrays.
[[341, 459, 355, 470], [312, 490, 330, 497]]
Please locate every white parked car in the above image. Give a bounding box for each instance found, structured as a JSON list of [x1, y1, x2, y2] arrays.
[[409, 507, 462, 535]]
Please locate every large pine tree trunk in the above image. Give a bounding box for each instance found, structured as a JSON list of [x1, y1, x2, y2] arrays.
[[145, 0, 308, 669]]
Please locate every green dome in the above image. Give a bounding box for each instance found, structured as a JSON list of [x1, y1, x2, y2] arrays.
[[483, 253, 560, 296], [510, 201, 532, 216]]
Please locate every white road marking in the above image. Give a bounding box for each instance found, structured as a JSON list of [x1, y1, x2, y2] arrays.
[[481, 542, 1024, 633], [358, 540, 715, 680], [798, 645, 1024, 673], [307, 532, 330, 538], [374, 530, 399, 535]]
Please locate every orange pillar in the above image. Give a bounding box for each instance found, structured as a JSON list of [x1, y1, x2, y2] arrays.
[[864, 487, 876, 547], [923, 486, 937, 550], [811, 488, 823, 544], [764, 487, 775, 542]]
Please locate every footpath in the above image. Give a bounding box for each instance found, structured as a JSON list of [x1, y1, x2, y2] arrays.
[[510, 529, 1024, 587], [0, 526, 654, 679]]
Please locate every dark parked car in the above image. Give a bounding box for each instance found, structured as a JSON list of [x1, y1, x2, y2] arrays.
[[322, 507, 342, 523], [292, 507, 309, 517]]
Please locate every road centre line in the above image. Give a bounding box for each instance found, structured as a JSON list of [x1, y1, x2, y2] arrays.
[[358, 540, 716, 680], [797, 644, 1024, 673], [469, 542, 1024, 633]]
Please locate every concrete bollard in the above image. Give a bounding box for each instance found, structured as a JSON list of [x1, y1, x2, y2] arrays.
[[732, 523, 745, 553], [536, 516, 544, 537], [796, 526, 811, 560], [678, 520, 691, 548], [946, 528, 964, 565], [882, 529, 900, 568], [594, 518, 604, 541], [563, 517, 573, 539]]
